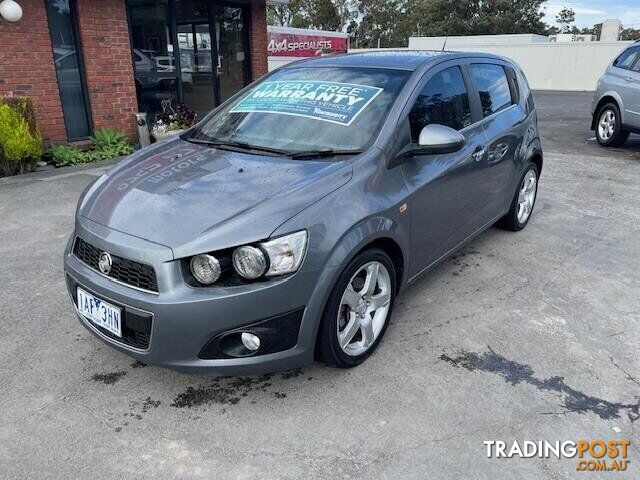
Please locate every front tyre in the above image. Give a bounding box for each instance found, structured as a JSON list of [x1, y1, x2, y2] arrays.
[[596, 103, 630, 147], [318, 248, 396, 368], [498, 162, 539, 231]]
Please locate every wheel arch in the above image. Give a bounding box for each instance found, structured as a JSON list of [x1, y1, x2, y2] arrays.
[[310, 221, 408, 360], [530, 152, 543, 176], [322, 217, 409, 295], [351, 237, 405, 294], [304, 216, 409, 354], [591, 93, 624, 130]]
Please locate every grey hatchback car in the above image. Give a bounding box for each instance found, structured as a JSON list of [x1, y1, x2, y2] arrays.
[[64, 51, 542, 374], [592, 42, 640, 146]]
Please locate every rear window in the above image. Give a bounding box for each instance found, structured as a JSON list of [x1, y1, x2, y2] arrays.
[[469, 64, 513, 117]]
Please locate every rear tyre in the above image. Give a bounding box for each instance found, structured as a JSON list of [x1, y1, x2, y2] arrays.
[[595, 103, 630, 147], [497, 162, 539, 231], [318, 248, 396, 368]]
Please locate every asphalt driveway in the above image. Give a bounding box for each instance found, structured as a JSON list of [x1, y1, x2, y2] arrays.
[[0, 91, 638, 479]]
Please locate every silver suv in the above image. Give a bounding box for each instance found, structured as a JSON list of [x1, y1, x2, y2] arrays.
[[592, 43, 640, 147]]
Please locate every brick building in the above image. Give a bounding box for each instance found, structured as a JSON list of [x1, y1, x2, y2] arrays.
[[0, 0, 269, 144]]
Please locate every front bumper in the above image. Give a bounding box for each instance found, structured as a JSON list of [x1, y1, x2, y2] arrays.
[[63, 219, 330, 375]]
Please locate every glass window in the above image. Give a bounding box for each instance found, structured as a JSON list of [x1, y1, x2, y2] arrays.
[[614, 47, 640, 70], [215, 5, 249, 103], [45, 0, 91, 140], [504, 66, 520, 104], [128, 0, 180, 119], [189, 66, 411, 155], [408, 66, 471, 141], [175, 0, 215, 117], [469, 64, 513, 117]]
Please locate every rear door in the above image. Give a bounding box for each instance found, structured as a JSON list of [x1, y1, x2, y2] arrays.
[[399, 62, 492, 275], [609, 46, 640, 129], [467, 62, 526, 216]]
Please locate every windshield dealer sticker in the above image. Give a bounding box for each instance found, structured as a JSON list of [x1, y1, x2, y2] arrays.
[[230, 81, 383, 126]]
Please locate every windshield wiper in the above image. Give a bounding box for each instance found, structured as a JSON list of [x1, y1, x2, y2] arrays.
[[184, 137, 290, 156], [288, 149, 363, 160]]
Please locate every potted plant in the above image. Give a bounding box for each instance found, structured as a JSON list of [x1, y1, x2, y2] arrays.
[[151, 100, 197, 141]]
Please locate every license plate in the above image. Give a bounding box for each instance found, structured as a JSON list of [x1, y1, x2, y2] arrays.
[[77, 287, 122, 337]]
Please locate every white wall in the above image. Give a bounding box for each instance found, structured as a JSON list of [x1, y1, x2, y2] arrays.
[[409, 34, 548, 49], [443, 42, 629, 91], [351, 42, 631, 91]]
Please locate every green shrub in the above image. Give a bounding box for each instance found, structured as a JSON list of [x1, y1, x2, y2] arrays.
[[0, 97, 42, 176], [90, 128, 134, 159], [49, 128, 134, 168], [92, 128, 127, 149], [49, 144, 88, 167]]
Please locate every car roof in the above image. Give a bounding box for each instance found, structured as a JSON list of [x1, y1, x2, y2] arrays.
[[281, 50, 505, 71]]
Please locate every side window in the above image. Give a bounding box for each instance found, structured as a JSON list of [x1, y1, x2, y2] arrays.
[[469, 64, 513, 117], [504, 66, 520, 104], [408, 66, 472, 142], [613, 47, 640, 69]]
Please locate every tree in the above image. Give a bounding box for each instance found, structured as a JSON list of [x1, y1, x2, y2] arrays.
[[555, 6, 575, 33], [575, 23, 600, 40], [411, 0, 548, 38], [620, 26, 640, 41], [267, 0, 354, 32], [351, 0, 414, 48], [268, 0, 551, 48]]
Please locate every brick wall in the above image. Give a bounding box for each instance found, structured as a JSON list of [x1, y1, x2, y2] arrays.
[[0, 0, 267, 145], [0, 0, 67, 144], [76, 0, 138, 140], [249, 2, 268, 81]]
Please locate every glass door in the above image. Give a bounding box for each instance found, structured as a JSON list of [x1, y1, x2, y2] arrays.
[[131, 0, 251, 120], [175, 0, 217, 117], [128, 0, 180, 122], [214, 5, 249, 103], [177, 22, 215, 116]]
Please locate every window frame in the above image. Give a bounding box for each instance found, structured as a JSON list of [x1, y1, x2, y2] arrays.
[[396, 60, 483, 139], [468, 62, 516, 118], [407, 64, 474, 140], [394, 57, 525, 153], [46, 0, 93, 141]]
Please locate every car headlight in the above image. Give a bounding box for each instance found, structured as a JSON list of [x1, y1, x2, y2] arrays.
[[232, 245, 267, 279], [260, 230, 307, 276], [190, 254, 221, 285], [187, 230, 308, 286]]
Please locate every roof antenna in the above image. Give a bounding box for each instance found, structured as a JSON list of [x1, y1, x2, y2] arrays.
[[442, 36, 448, 51]]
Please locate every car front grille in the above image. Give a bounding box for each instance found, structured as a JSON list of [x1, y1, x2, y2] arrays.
[[73, 237, 159, 293]]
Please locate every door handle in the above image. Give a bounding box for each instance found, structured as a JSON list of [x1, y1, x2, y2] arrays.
[[472, 146, 486, 162], [625, 76, 634, 82]]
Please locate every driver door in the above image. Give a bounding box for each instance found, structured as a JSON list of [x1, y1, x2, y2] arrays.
[[399, 63, 492, 277]]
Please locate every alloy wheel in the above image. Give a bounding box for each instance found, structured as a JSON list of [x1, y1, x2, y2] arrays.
[[598, 109, 616, 141], [517, 170, 537, 224], [337, 261, 392, 356]]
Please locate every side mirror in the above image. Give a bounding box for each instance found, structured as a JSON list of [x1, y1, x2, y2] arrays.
[[390, 124, 466, 168]]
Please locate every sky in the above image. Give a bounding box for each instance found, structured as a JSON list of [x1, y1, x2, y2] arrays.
[[543, 1, 640, 29]]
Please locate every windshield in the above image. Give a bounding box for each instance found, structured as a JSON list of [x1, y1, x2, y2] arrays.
[[187, 66, 411, 155]]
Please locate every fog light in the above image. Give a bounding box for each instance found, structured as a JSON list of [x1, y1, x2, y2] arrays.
[[241, 332, 260, 351]]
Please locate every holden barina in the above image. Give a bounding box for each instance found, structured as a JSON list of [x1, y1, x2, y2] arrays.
[[64, 51, 542, 374]]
